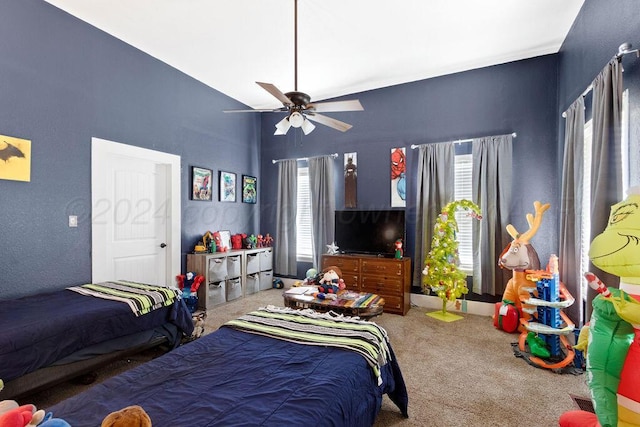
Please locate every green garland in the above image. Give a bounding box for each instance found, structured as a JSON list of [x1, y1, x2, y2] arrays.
[[422, 199, 482, 311]]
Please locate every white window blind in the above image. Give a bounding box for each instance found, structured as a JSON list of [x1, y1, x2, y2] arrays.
[[296, 166, 314, 262], [454, 153, 473, 273], [580, 119, 593, 300]]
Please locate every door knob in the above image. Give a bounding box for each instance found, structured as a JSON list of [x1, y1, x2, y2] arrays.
[[160, 243, 167, 248]]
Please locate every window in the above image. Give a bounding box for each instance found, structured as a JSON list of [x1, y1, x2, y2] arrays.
[[454, 151, 473, 273], [579, 119, 593, 300], [579, 89, 630, 299], [296, 165, 314, 262]]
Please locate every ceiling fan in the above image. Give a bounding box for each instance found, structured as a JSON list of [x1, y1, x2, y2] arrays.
[[223, 0, 363, 135]]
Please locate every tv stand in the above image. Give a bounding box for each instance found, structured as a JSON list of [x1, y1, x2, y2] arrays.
[[321, 254, 411, 315]]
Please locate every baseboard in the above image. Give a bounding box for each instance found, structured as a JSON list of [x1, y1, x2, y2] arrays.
[[410, 294, 494, 317], [278, 277, 494, 317]]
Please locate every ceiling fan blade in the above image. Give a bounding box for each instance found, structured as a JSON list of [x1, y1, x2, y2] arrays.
[[223, 109, 278, 113], [305, 99, 363, 113], [306, 113, 353, 132], [256, 82, 292, 106]]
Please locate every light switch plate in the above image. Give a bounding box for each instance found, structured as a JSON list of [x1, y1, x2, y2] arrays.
[[69, 215, 78, 227]]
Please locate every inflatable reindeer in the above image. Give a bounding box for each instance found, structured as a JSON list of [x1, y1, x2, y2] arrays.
[[498, 201, 550, 319]]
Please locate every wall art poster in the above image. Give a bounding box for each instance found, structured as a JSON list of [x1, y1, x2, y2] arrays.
[[344, 152, 357, 208], [242, 175, 257, 204], [191, 166, 213, 201], [391, 147, 406, 207], [0, 134, 31, 182], [219, 171, 236, 202]]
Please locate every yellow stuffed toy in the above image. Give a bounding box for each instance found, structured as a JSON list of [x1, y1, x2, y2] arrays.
[[101, 405, 152, 427]]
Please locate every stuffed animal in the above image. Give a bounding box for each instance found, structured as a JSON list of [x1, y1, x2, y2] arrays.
[[101, 405, 152, 427], [38, 412, 71, 427], [318, 266, 346, 294], [0, 401, 47, 427]]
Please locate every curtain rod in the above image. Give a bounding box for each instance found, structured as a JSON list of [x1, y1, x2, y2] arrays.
[[410, 132, 517, 150], [272, 152, 338, 164], [562, 42, 639, 118]]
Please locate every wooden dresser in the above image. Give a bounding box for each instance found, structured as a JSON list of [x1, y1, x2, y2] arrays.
[[321, 254, 411, 315]]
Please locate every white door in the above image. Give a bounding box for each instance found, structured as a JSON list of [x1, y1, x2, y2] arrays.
[[91, 138, 181, 286]]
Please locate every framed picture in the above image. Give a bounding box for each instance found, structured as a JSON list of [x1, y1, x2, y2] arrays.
[[218, 230, 231, 251], [219, 170, 236, 202], [391, 147, 406, 207], [242, 175, 257, 204], [191, 166, 213, 201]]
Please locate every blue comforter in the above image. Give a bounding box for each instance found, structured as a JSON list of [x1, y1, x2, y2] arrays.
[[0, 289, 194, 383], [50, 324, 409, 426]]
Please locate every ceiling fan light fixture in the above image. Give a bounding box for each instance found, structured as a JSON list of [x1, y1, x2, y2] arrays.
[[288, 111, 304, 128], [275, 116, 291, 135], [301, 118, 315, 135]]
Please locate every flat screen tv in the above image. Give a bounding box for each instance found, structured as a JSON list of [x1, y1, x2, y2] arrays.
[[334, 210, 405, 257]]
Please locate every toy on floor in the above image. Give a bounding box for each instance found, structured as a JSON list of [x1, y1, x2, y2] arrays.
[[497, 201, 576, 370], [497, 201, 549, 327], [176, 272, 204, 313], [560, 186, 640, 427]]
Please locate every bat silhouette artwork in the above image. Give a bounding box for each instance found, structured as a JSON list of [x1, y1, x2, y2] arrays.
[[0, 140, 25, 162]]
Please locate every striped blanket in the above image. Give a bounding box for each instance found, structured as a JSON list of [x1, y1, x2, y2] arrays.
[[223, 305, 391, 385], [67, 280, 179, 316]]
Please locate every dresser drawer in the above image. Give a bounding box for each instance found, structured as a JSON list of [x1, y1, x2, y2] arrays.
[[361, 260, 404, 276], [378, 295, 403, 314], [322, 255, 359, 273], [341, 273, 360, 291], [361, 276, 404, 295]]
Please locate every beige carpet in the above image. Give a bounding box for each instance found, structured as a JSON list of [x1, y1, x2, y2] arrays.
[[23, 288, 589, 426]]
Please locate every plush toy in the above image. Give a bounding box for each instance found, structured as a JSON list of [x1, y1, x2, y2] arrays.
[[0, 401, 47, 427], [318, 266, 346, 294], [38, 412, 71, 427], [560, 186, 640, 427], [101, 405, 152, 427]]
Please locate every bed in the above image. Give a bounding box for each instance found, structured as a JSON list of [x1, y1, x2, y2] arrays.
[[0, 281, 194, 399], [48, 306, 409, 427]]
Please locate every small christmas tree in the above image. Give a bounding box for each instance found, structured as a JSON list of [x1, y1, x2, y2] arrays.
[[422, 199, 481, 319]]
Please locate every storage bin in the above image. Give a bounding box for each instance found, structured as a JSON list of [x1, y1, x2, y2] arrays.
[[226, 277, 242, 301], [246, 253, 260, 275], [246, 273, 260, 295], [207, 281, 226, 307], [227, 255, 241, 278], [208, 257, 228, 282], [259, 249, 273, 271], [259, 270, 273, 291]]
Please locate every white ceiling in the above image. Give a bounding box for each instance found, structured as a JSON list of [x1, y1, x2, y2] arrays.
[[44, 0, 584, 110]]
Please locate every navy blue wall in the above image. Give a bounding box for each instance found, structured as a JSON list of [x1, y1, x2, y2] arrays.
[[0, 0, 260, 298], [260, 55, 560, 287], [3, 0, 639, 300], [557, 0, 640, 189]]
